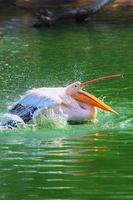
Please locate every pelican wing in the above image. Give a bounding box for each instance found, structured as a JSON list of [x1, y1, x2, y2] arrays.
[[9, 88, 62, 123]]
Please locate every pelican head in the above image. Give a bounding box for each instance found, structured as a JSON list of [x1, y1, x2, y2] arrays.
[[71, 74, 122, 115], [66, 81, 81, 95]]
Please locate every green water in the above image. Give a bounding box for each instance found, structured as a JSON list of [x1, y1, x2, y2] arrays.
[[0, 5, 133, 200]]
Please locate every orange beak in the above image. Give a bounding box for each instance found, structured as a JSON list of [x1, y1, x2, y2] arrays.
[[73, 74, 122, 114]]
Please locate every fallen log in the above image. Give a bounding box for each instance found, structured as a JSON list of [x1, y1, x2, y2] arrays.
[[33, 0, 113, 27]]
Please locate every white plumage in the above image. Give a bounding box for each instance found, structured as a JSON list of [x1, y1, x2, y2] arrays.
[[6, 83, 95, 127], [1, 74, 120, 128]]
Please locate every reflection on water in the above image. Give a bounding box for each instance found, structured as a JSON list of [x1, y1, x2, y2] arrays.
[[0, 131, 133, 200], [0, 5, 133, 200]]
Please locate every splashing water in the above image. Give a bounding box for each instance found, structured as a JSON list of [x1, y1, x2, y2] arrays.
[[33, 108, 68, 129]]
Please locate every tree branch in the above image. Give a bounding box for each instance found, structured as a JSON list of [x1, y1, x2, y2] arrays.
[[33, 0, 113, 27]]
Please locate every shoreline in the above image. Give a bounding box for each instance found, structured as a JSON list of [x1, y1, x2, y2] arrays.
[[0, 1, 133, 22]]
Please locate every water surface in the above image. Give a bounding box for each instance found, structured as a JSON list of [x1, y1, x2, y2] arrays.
[[0, 5, 133, 200]]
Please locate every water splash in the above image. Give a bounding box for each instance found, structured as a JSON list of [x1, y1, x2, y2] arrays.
[[32, 108, 68, 130]]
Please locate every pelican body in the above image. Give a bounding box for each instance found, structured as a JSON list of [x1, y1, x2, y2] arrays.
[[1, 74, 121, 128]]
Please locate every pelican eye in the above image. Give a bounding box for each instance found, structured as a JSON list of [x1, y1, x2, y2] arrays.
[[74, 85, 78, 88]]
